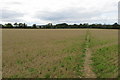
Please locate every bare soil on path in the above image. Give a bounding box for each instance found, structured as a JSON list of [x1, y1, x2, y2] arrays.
[[83, 31, 96, 78], [83, 48, 96, 78]]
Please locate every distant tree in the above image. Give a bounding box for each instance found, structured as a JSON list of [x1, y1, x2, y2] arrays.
[[46, 23, 53, 28], [23, 23, 27, 28], [4, 23, 13, 28], [112, 23, 120, 29], [83, 23, 89, 28], [79, 24, 83, 26], [39, 26, 41, 28], [72, 24, 78, 28], [1, 22, 120, 29], [0, 24, 3, 28], [79, 24, 83, 28], [48, 23, 52, 26], [14, 23, 19, 27], [18, 23, 23, 28], [113, 23, 119, 26], [32, 24, 37, 28], [90, 24, 96, 28], [14, 23, 18, 27], [56, 23, 68, 28]]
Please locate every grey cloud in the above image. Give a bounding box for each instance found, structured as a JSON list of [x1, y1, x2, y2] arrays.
[[34, 7, 116, 24], [34, 8, 104, 23], [0, 9, 24, 22]]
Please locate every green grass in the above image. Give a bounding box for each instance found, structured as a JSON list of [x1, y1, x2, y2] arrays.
[[44, 73, 50, 78], [28, 68, 38, 74], [16, 60, 24, 65], [10, 74, 24, 78], [91, 44, 118, 78]]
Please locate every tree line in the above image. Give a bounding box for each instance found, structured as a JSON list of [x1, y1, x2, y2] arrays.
[[0, 22, 120, 29]]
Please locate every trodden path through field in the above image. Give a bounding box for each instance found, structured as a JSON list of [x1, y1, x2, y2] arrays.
[[83, 30, 96, 78]]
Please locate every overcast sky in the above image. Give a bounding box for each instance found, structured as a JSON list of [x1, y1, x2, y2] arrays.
[[0, 0, 119, 25]]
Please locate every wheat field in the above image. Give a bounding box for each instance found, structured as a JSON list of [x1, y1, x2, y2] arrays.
[[2, 29, 118, 78]]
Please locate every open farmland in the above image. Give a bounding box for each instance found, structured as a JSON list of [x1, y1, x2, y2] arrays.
[[90, 30, 118, 78], [2, 29, 118, 78]]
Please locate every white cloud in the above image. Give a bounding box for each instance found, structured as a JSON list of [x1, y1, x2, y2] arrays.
[[1, 0, 119, 25]]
